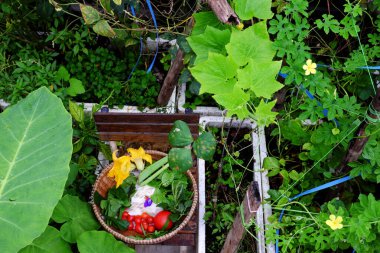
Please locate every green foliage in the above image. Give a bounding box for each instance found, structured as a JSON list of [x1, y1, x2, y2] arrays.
[[168, 148, 193, 172], [189, 21, 282, 124], [168, 120, 194, 147], [0, 87, 72, 253], [193, 132, 217, 161], [19, 226, 72, 253], [77, 231, 135, 253], [234, 0, 273, 20], [52, 195, 100, 243]]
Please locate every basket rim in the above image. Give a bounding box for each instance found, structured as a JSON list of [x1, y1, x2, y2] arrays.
[[91, 150, 198, 244]]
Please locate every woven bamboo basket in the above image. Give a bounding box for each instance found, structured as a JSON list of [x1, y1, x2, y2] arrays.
[[91, 150, 198, 244]]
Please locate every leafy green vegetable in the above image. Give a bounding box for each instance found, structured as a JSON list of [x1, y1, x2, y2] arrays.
[[77, 231, 135, 253]]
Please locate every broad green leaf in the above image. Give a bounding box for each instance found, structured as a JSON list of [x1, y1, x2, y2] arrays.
[[56, 66, 70, 82], [193, 132, 217, 161], [100, 0, 112, 13], [161, 171, 174, 187], [19, 226, 72, 253], [213, 87, 250, 119], [77, 231, 135, 253], [66, 78, 85, 96], [187, 26, 231, 64], [51, 195, 100, 243], [254, 99, 277, 127], [80, 4, 100, 25], [168, 120, 193, 147], [191, 11, 227, 36], [68, 100, 84, 124], [168, 148, 193, 172], [190, 53, 237, 95], [93, 20, 116, 38], [237, 60, 283, 98], [226, 22, 275, 66], [0, 87, 72, 253], [263, 157, 280, 170], [234, 0, 273, 20]]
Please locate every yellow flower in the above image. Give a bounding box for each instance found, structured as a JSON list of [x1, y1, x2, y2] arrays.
[[108, 151, 133, 188], [302, 59, 317, 75], [236, 23, 244, 31], [326, 214, 343, 230], [127, 147, 152, 171]]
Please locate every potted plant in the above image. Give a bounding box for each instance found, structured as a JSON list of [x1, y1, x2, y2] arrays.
[[91, 120, 216, 243]]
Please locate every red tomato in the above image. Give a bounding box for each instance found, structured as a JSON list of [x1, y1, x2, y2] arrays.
[[135, 223, 144, 234], [147, 217, 154, 223], [135, 217, 142, 224], [142, 221, 148, 231], [154, 211, 173, 231], [127, 215, 134, 222], [147, 225, 155, 233], [128, 223, 134, 230], [121, 213, 129, 221], [141, 212, 149, 219]]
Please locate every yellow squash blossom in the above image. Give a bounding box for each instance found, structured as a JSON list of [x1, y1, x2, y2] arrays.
[[127, 147, 152, 171], [325, 214, 343, 230], [108, 151, 133, 188], [303, 59, 317, 75]]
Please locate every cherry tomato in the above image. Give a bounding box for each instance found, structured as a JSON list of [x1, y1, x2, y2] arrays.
[[147, 225, 155, 233], [154, 211, 173, 231], [147, 217, 153, 223], [141, 212, 149, 219], [135, 217, 142, 224], [127, 215, 134, 222], [128, 223, 134, 230], [141, 218, 146, 222], [142, 221, 148, 231], [121, 211, 129, 220], [135, 223, 143, 235]]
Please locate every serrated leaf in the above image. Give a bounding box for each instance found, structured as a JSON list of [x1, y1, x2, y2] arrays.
[[168, 148, 193, 172], [193, 132, 217, 161], [190, 53, 238, 95], [69, 100, 84, 124], [237, 60, 283, 98], [254, 99, 277, 127], [168, 120, 193, 147], [226, 22, 275, 66], [213, 86, 250, 119], [0, 87, 72, 253], [187, 26, 231, 64], [161, 171, 174, 187], [19, 226, 72, 253], [80, 4, 100, 25], [66, 78, 85, 96], [77, 231, 135, 253], [52, 195, 100, 243], [235, 0, 273, 20], [93, 20, 116, 38]]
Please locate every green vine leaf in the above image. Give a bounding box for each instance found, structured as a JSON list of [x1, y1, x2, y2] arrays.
[[255, 99, 278, 126], [80, 5, 100, 25], [237, 60, 283, 98], [168, 148, 193, 172], [66, 78, 85, 96], [168, 120, 193, 147], [187, 26, 231, 64], [191, 11, 227, 36], [190, 53, 238, 95], [226, 22, 275, 66], [234, 0, 274, 20], [213, 87, 250, 119], [193, 132, 217, 161], [93, 20, 116, 38]]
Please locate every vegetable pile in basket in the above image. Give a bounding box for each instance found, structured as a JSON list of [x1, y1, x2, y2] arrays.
[[95, 120, 217, 238]]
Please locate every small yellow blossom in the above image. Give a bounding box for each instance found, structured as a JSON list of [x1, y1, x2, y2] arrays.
[[236, 23, 244, 31], [108, 151, 133, 188], [127, 147, 152, 171], [326, 214, 343, 230], [302, 59, 317, 75]]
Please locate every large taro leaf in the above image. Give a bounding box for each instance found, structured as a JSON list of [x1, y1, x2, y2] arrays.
[[0, 87, 72, 253], [77, 231, 135, 253]]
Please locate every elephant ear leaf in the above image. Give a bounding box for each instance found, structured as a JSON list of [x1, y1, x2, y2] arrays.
[[0, 87, 72, 253]]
